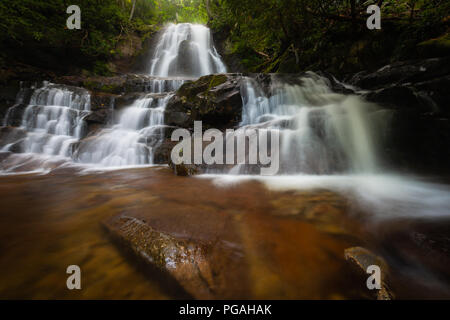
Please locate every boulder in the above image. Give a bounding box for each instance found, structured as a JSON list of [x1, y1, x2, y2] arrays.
[[347, 57, 450, 174], [103, 174, 367, 299], [165, 74, 243, 130], [348, 57, 450, 90], [344, 247, 394, 300], [83, 109, 113, 136], [364, 85, 428, 112]]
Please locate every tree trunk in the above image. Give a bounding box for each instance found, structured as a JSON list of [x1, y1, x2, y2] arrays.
[[205, 0, 213, 22], [129, 0, 136, 22]]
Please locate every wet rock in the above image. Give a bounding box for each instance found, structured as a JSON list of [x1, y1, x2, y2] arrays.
[[2, 103, 28, 127], [165, 74, 243, 130], [104, 178, 365, 299], [169, 162, 200, 177], [105, 216, 214, 299], [83, 109, 113, 135], [0, 127, 27, 148], [315, 71, 355, 94], [350, 57, 450, 174], [90, 92, 117, 111], [344, 247, 394, 300], [0, 84, 20, 123], [379, 220, 450, 294], [0, 151, 11, 162], [364, 85, 428, 112], [114, 92, 145, 110], [348, 57, 450, 90], [413, 76, 450, 117], [59, 74, 177, 95], [152, 139, 178, 164], [270, 191, 362, 236]]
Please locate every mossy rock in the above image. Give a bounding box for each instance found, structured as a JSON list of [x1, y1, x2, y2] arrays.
[[177, 74, 228, 98], [82, 79, 124, 94], [165, 74, 243, 130], [417, 33, 450, 58]]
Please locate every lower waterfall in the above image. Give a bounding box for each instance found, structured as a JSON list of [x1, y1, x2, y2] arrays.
[[229, 73, 385, 175]]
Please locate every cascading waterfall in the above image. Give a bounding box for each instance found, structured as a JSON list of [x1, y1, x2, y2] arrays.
[[149, 23, 227, 77], [73, 22, 227, 167], [0, 23, 227, 169], [210, 72, 450, 220], [74, 91, 175, 166], [228, 72, 384, 175], [2, 83, 91, 157]]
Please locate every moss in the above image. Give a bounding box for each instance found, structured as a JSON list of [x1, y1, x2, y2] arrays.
[[208, 74, 227, 89], [92, 61, 113, 77], [82, 80, 121, 94], [417, 32, 450, 58], [177, 74, 227, 99]]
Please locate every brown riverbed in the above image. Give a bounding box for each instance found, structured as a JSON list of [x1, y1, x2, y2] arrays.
[[0, 165, 449, 299]]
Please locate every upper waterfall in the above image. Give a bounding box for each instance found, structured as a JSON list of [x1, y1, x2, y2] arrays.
[[149, 23, 227, 77]]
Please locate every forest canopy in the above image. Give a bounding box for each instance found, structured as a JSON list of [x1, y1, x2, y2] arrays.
[[0, 0, 448, 76]]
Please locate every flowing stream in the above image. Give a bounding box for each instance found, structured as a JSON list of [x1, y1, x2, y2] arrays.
[[0, 23, 449, 299]]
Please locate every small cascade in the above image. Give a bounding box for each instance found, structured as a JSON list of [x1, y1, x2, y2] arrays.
[[149, 23, 227, 77], [228, 73, 385, 175], [74, 85, 179, 166], [2, 83, 91, 157]]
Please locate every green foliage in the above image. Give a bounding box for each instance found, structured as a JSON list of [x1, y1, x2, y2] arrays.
[[209, 0, 450, 74], [0, 0, 447, 76], [154, 0, 208, 24], [0, 0, 208, 74]]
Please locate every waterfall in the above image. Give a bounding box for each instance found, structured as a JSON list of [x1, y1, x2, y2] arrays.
[[74, 90, 175, 166], [2, 83, 91, 157], [228, 73, 384, 175], [205, 73, 450, 221], [149, 23, 227, 77], [0, 23, 227, 169], [73, 22, 227, 167]]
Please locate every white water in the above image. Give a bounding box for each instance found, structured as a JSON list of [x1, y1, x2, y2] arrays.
[[227, 73, 387, 175], [1, 23, 227, 170], [74, 23, 227, 167], [70, 23, 228, 167], [149, 23, 227, 77], [2, 83, 90, 157], [74, 91, 174, 166], [201, 72, 450, 220]]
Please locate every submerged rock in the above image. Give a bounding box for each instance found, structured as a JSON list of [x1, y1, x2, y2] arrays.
[[344, 247, 394, 300], [103, 175, 370, 299]]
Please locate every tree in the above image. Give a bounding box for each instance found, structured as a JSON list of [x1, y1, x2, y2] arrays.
[[129, 0, 137, 21]]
